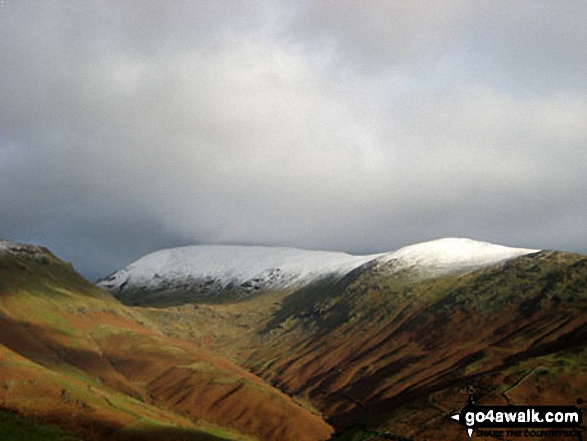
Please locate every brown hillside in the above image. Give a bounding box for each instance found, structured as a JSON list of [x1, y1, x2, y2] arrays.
[[246, 251, 587, 439], [0, 242, 333, 441]]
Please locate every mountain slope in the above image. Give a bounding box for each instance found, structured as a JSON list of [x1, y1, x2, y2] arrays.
[[0, 240, 333, 441], [245, 250, 587, 439]]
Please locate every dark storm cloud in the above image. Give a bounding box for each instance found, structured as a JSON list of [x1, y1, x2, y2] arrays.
[[1, 1, 586, 279]]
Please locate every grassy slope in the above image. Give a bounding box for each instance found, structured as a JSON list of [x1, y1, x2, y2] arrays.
[[0, 245, 333, 441], [138, 251, 587, 440]]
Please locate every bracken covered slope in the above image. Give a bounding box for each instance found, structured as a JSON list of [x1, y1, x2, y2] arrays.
[[0, 240, 333, 441]]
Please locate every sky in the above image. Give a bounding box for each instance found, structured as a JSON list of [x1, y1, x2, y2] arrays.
[[1, 1, 586, 281]]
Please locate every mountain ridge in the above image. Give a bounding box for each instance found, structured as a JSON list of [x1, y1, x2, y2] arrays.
[[98, 238, 538, 306]]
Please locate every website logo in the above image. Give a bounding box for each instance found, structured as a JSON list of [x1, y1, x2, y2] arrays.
[[451, 386, 584, 438]]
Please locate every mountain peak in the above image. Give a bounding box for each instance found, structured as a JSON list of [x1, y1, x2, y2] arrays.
[[379, 237, 539, 276]]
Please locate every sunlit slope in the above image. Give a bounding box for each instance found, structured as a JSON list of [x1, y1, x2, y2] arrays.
[[0, 241, 333, 441], [246, 251, 587, 439]]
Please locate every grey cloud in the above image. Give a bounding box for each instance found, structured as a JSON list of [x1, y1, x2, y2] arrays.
[[458, 1, 587, 93], [1, 1, 586, 279], [287, 1, 587, 93], [285, 0, 479, 68]]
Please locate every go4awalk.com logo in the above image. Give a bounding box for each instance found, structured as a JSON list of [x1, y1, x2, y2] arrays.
[[450, 386, 584, 438]]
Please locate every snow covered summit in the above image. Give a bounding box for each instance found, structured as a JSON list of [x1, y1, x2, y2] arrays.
[[97, 245, 382, 299], [97, 238, 539, 303]]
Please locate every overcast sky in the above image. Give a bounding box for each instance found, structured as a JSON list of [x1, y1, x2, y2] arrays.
[[1, 1, 586, 281]]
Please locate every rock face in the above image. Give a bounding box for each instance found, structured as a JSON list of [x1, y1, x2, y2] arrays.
[[97, 238, 538, 306], [0, 238, 54, 263]]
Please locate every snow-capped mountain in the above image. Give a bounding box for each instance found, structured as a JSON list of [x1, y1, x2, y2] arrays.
[[378, 237, 539, 277], [97, 238, 539, 303]]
